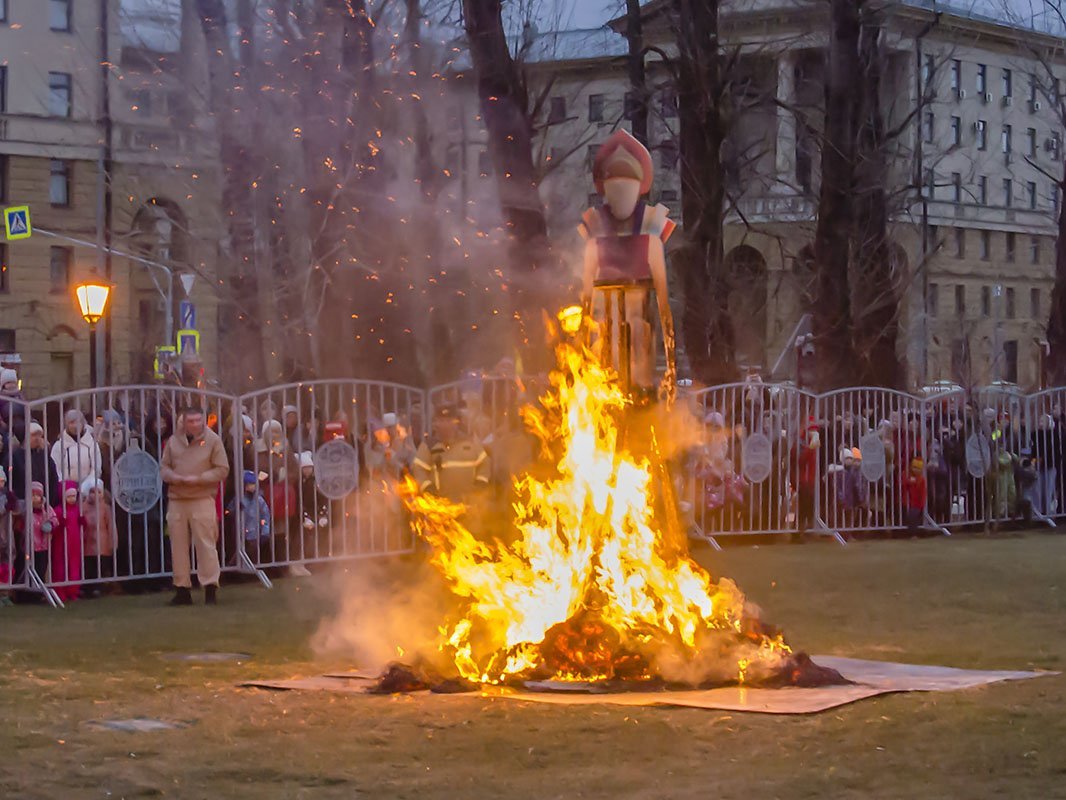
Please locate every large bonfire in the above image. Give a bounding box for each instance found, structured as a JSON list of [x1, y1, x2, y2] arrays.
[[399, 307, 840, 689]]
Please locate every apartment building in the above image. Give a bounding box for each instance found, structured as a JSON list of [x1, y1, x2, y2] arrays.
[[456, 1, 1064, 389], [0, 0, 220, 396]]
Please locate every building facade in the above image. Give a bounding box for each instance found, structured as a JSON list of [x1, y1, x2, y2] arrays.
[[0, 0, 220, 397], [458, 1, 1065, 390]]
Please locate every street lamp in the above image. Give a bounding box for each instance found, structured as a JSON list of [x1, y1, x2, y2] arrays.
[[75, 277, 112, 388]]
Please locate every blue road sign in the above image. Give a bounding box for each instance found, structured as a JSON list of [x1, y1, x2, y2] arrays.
[[4, 206, 31, 240], [179, 300, 196, 330]]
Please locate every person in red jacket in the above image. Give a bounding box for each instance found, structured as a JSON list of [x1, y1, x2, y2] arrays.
[[903, 457, 927, 534]]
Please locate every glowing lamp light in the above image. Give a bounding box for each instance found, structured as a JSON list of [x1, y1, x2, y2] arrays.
[[75, 280, 112, 326]]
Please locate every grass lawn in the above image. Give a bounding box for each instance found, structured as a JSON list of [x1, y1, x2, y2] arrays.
[[2, 533, 1065, 799]]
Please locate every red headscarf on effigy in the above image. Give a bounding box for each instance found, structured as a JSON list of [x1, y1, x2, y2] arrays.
[[592, 130, 654, 196]]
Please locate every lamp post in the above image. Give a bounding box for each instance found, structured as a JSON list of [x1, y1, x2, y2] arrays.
[[75, 278, 112, 388]]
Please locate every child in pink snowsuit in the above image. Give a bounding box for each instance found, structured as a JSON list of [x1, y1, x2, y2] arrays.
[[28, 482, 59, 583], [51, 480, 82, 601]]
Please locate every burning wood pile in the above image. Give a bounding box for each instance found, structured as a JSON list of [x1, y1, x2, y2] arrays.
[[386, 308, 846, 694]]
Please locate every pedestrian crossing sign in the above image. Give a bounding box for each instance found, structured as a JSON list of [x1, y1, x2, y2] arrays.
[[176, 329, 200, 356], [4, 206, 31, 240]]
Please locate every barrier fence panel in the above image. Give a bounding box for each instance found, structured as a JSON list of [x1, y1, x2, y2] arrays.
[[922, 389, 980, 529], [688, 383, 820, 540], [1, 394, 30, 598], [1026, 388, 1066, 524], [234, 380, 426, 572], [17, 385, 240, 606], [819, 388, 929, 536]]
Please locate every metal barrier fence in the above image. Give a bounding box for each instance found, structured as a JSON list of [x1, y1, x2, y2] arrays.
[[686, 385, 1064, 547], [0, 379, 1063, 606]]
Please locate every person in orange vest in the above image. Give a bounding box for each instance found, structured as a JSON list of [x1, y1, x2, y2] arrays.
[[412, 404, 491, 506]]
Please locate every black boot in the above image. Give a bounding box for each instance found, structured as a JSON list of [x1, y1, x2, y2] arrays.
[[169, 587, 193, 606], [204, 584, 218, 606]]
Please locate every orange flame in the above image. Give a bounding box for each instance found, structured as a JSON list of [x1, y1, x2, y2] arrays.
[[401, 307, 790, 685]]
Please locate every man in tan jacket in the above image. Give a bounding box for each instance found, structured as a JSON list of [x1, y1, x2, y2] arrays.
[[161, 405, 230, 605]]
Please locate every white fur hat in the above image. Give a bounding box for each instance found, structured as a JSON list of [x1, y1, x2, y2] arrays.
[[80, 477, 104, 496], [299, 451, 314, 469]]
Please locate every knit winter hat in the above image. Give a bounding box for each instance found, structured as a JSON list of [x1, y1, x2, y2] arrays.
[[282, 405, 298, 417], [242, 470, 257, 485], [29, 421, 44, 436], [0, 368, 17, 387], [299, 451, 314, 469], [30, 481, 44, 496]]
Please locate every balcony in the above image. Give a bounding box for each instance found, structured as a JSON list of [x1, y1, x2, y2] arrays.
[[732, 193, 817, 223]]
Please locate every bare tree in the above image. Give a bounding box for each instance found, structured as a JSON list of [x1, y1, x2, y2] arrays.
[[671, 0, 738, 386]]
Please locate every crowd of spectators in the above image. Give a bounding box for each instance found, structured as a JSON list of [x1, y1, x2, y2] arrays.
[[685, 385, 1065, 537], [2, 364, 1063, 602]]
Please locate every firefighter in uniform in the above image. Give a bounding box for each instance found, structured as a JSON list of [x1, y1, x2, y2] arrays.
[[578, 129, 678, 403], [412, 404, 491, 506]]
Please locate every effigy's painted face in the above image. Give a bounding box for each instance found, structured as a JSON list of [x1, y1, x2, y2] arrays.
[[603, 177, 641, 221]]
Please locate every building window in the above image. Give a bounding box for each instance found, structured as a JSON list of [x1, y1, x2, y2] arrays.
[[1003, 178, 1012, 207], [924, 168, 935, 199], [1029, 73, 1038, 105], [661, 86, 678, 118], [50, 0, 71, 32], [1053, 131, 1063, 159], [1004, 340, 1018, 383], [659, 139, 679, 170], [951, 116, 961, 146], [951, 59, 961, 94], [977, 119, 987, 150], [49, 246, 71, 293], [1031, 235, 1041, 264], [1006, 286, 1016, 318], [0, 243, 7, 294], [1002, 124, 1012, 154], [1006, 231, 1016, 262], [623, 92, 639, 120], [48, 72, 72, 117], [1028, 181, 1038, 209], [1028, 127, 1038, 157], [0, 0, 7, 23], [952, 172, 962, 203], [977, 63, 987, 94], [923, 112, 934, 143], [49, 159, 70, 206], [955, 228, 966, 258], [1031, 287, 1041, 317], [927, 283, 939, 316], [547, 96, 566, 124], [588, 94, 604, 123], [978, 175, 988, 205], [922, 54, 935, 86], [0, 329, 15, 353], [981, 285, 991, 316], [980, 230, 991, 260], [0, 154, 6, 203], [127, 89, 153, 115], [0, 65, 6, 112], [1003, 68, 1012, 97], [955, 284, 966, 316]]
